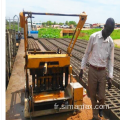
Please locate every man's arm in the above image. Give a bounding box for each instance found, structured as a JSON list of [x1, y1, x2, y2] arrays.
[[81, 35, 93, 70], [79, 35, 93, 80], [107, 43, 114, 90], [107, 43, 114, 78]]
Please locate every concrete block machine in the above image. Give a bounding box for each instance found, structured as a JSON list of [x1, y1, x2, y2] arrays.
[[19, 11, 87, 118]]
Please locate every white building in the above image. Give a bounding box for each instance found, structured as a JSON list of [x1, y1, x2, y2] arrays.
[[33, 22, 42, 28], [83, 23, 91, 28]]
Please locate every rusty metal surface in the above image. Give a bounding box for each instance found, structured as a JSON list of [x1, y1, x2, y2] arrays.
[[34, 91, 65, 102]]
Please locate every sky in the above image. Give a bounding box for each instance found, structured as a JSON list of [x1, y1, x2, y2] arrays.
[[5, 0, 120, 24]]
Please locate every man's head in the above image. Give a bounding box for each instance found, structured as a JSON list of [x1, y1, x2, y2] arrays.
[[102, 18, 115, 39]]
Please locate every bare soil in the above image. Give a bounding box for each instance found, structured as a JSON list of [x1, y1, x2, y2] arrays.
[[114, 39, 120, 47]]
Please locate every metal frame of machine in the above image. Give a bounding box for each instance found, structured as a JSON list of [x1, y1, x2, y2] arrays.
[[19, 11, 87, 118]]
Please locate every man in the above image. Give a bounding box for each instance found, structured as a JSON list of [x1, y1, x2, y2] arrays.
[[18, 32, 21, 40], [79, 18, 115, 120]]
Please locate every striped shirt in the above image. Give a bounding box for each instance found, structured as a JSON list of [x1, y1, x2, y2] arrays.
[[81, 30, 114, 78]]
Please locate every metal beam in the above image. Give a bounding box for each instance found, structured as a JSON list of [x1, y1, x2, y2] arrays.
[[23, 11, 80, 17]]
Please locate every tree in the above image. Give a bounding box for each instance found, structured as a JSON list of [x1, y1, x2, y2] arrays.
[[53, 21, 56, 25], [42, 22, 46, 27], [59, 22, 64, 25], [65, 21, 69, 25], [68, 21, 77, 26], [6, 20, 9, 25], [46, 21, 52, 26]]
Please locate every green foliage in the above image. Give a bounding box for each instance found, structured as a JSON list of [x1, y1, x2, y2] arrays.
[[38, 28, 120, 41], [65, 21, 69, 25], [79, 28, 101, 40], [38, 28, 61, 38], [59, 22, 64, 25], [68, 21, 77, 26], [79, 29, 120, 40], [110, 29, 120, 39], [42, 22, 46, 27], [6, 24, 21, 31], [46, 21, 53, 26], [114, 44, 120, 48], [63, 35, 72, 38], [53, 21, 57, 25], [40, 20, 77, 26]]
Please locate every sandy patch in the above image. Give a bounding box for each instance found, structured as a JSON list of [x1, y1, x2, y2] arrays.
[[114, 39, 120, 47]]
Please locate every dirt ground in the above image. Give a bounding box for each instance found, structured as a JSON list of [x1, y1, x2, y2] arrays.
[[33, 95, 109, 120], [114, 39, 120, 47], [67, 95, 109, 120]]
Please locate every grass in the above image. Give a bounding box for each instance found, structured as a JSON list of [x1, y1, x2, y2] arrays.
[[114, 43, 120, 48], [79, 29, 120, 41], [110, 29, 120, 40], [38, 28, 61, 38], [80, 28, 101, 40], [6, 24, 21, 31], [38, 28, 120, 41]]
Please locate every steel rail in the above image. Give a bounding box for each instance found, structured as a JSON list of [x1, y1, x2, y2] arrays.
[[23, 11, 80, 16]]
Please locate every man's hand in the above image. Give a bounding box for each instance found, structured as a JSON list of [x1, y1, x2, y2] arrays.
[[79, 69, 83, 81], [107, 77, 112, 90]]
